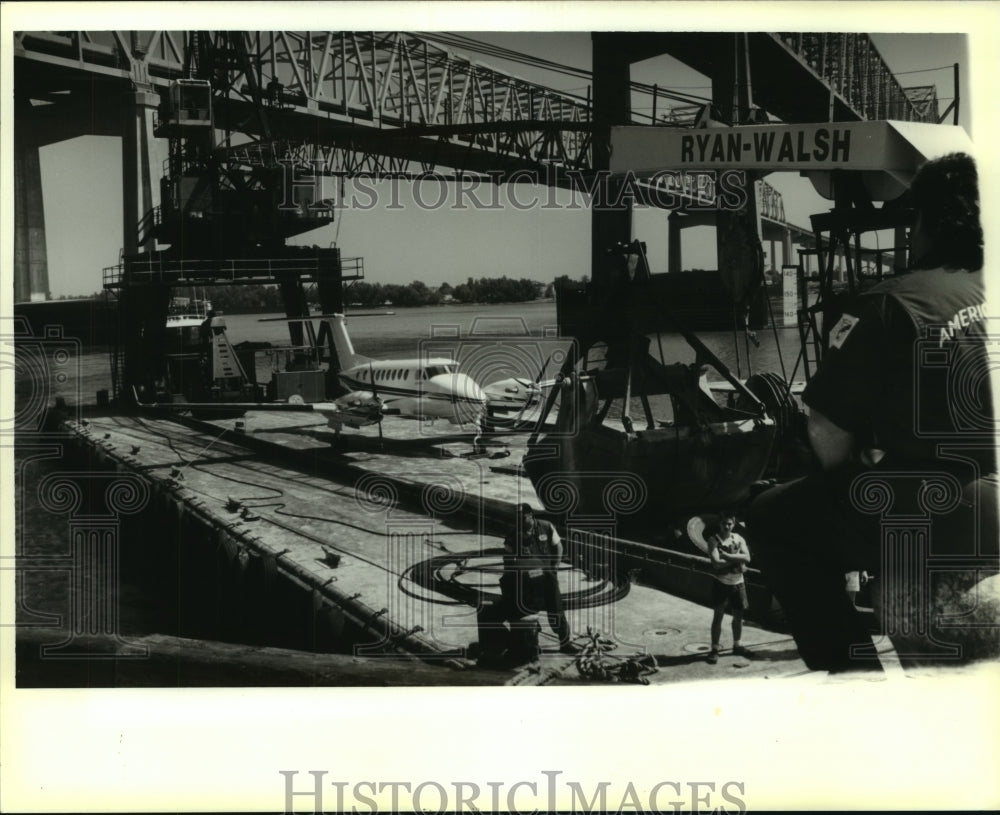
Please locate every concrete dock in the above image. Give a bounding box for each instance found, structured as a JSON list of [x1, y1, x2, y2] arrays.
[[48, 408, 830, 685]]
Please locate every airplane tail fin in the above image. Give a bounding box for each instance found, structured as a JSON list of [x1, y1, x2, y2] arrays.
[[326, 313, 366, 370]]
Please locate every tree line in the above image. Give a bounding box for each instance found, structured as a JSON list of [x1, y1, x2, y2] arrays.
[[345, 276, 549, 307], [198, 276, 562, 313], [57, 274, 592, 312]]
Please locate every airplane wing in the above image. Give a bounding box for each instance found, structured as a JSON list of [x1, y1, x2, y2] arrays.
[[129, 392, 382, 429], [311, 392, 384, 429]]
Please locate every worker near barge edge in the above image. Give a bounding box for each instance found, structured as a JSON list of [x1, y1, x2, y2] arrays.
[[748, 151, 998, 673], [501, 503, 575, 654]]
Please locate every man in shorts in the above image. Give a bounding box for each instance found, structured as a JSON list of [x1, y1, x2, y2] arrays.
[[707, 512, 752, 664], [502, 504, 574, 653]]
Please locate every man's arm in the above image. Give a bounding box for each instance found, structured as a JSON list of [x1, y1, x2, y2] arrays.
[[708, 536, 726, 568], [546, 522, 563, 562], [807, 408, 857, 470], [719, 541, 751, 564], [802, 295, 893, 469]]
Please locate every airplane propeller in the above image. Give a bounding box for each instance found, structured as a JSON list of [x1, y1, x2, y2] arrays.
[[513, 351, 555, 425], [369, 361, 384, 448], [487, 350, 556, 430]]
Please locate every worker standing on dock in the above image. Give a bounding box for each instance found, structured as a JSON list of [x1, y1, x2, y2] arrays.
[[749, 152, 998, 672], [503, 504, 575, 654], [706, 512, 752, 665]]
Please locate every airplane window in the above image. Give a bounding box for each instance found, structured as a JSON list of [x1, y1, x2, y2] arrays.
[[404, 370, 410, 380]]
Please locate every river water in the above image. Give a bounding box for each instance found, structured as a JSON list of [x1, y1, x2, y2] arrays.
[[36, 298, 799, 405]]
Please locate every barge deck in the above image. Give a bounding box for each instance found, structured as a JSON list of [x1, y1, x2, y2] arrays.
[[39, 408, 840, 685]]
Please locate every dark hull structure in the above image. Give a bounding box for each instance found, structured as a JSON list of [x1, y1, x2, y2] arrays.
[[557, 270, 770, 333], [524, 418, 776, 529]]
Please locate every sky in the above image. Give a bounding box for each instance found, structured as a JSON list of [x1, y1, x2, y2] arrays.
[[31, 31, 970, 298]]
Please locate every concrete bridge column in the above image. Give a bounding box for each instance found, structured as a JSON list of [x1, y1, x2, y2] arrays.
[[782, 229, 793, 270], [14, 99, 49, 303], [895, 224, 909, 273], [667, 211, 716, 274], [121, 88, 161, 256], [668, 212, 683, 274]]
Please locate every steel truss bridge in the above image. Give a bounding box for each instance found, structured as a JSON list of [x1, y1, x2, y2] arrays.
[[16, 30, 942, 172], [14, 29, 942, 301]]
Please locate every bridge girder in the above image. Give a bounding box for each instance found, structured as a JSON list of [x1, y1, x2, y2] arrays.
[[14, 28, 939, 305], [588, 32, 939, 125], [16, 30, 594, 173]]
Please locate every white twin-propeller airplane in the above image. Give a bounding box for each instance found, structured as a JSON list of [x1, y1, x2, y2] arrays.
[[308, 314, 488, 432]]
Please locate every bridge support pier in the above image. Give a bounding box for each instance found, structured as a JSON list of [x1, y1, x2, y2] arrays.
[[668, 213, 682, 275], [14, 99, 49, 303], [894, 225, 909, 273], [668, 210, 716, 274], [782, 229, 793, 269]]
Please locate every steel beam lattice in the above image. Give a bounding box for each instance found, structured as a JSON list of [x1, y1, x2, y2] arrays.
[[17, 30, 594, 174], [775, 33, 941, 123]]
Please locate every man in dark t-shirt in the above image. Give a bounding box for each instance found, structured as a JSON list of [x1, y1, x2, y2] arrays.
[[749, 153, 998, 672], [500, 504, 574, 653], [804, 267, 993, 474]]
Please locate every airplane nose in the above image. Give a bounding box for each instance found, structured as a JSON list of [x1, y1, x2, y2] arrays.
[[442, 373, 486, 425], [455, 374, 487, 405]]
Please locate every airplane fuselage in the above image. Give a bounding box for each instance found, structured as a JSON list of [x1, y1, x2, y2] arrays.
[[338, 358, 487, 424]]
